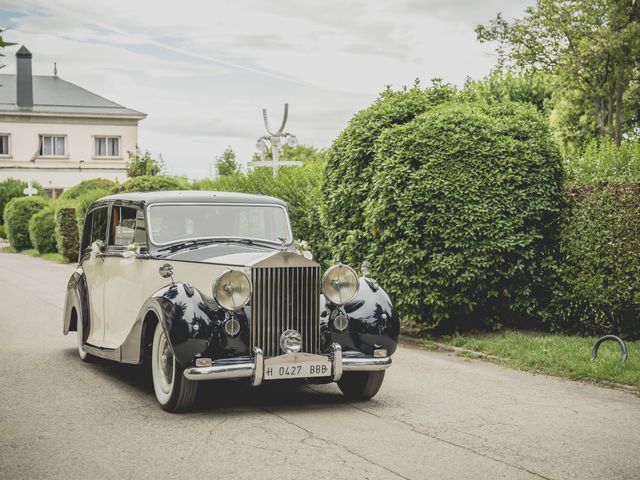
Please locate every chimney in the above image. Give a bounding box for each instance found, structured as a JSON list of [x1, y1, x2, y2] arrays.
[[16, 46, 33, 109]]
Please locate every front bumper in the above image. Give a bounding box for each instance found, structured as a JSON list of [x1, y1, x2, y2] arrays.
[[183, 343, 391, 385]]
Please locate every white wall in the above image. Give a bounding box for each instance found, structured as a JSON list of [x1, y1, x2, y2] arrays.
[[0, 114, 140, 189]]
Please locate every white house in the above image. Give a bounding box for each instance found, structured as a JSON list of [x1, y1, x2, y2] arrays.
[[0, 46, 146, 196]]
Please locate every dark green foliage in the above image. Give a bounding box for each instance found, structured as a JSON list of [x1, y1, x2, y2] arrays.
[[550, 184, 640, 339], [59, 178, 115, 200], [323, 82, 458, 266], [121, 175, 186, 192], [0, 179, 45, 224], [356, 100, 563, 331], [0, 224, 5, 239], [55, 202, 80, 262], [3, 196, 49, 251], [193, 161, 328, 265], [29, 205, 57, 254]]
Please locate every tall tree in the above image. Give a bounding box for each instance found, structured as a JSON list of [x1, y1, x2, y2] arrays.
[[215, 147, 240, 177], [477, 0, 640, 147]]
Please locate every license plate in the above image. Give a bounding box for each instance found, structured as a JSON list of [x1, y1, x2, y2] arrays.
[[264, 360, 331, 380]]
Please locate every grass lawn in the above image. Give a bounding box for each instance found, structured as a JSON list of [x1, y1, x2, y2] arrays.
[[423, 331, 640, 392], [1, 244, 68, 263]]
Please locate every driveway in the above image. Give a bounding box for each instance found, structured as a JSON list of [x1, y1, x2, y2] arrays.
[[1, 251, 639, 479]]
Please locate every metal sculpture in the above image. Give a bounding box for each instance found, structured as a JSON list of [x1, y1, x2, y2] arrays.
[[249, 103, 300, 177], [591, 335, 628, 365]]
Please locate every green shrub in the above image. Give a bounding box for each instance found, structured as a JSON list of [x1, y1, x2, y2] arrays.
[[121, 175, 185, 192], [0, 224, 5, 239], [3, 196, 49, 250], [0, 179, 45, 224], [54, 201, 80, 262], [29, 205, 57, 254], [193, 161, 329, 265], [565, 139, 640, 183], [550, 184, 640, 339], [59, 178, 115, 200], [360, 101, 563, 332], [323, 83, 458, 267]]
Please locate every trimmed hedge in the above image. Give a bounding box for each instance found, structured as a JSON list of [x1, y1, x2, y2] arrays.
[[550, 184, 640, 339], [0, 179, 45, 224], [121, 175, 186, 192], [3, 196, 49, 251], [59, 178, 115, 200], [55, 202, 80, 262], [29, 205, 57, 254], [0, 224, 5, 239], [332, 99, 563, 332], [323, 84, 457, 265]]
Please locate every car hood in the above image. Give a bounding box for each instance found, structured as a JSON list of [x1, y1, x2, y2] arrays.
[[163, 243, 317, 268]]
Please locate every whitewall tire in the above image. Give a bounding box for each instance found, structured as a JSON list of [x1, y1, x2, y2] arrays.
[[76, 314, 91, 362], [151, 322, 198, 412]]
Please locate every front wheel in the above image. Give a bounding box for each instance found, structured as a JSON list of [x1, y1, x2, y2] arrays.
[[337, 371, 385, 400], [151, 322, 198, 412]]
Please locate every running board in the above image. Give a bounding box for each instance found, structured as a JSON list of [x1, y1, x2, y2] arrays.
[[82, 343, 122, 362]]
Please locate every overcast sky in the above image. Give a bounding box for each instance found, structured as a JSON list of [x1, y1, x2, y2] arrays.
[[0, 0, 531, 179]]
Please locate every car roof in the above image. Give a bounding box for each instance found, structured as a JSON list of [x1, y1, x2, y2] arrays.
[[98, 190, 287, 207]]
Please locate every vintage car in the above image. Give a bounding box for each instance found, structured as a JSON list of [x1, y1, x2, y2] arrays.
[[63, 191, 399, 411]]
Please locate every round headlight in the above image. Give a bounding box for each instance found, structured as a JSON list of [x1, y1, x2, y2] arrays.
[[213, 270, 251, 311], [322, 264, 359, 306]]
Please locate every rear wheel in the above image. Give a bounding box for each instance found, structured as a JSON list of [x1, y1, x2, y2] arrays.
[[151, 322, 198, 412], [76, 312, 92, 362], [337, 371, 385, 400]]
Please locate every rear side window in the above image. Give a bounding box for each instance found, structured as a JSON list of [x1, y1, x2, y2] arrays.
[[90, 207, 108, 246]]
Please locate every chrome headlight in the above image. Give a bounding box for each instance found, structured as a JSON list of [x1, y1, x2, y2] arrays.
[[322, 264, 359, 306], [213, 270, 251, 311]]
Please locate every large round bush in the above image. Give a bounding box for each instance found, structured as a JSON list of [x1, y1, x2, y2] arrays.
[[361, 101, 563, 331], [551, 184, 640, 339], [29, 205, 57, 254], [55, 201, 80, 262], [59, 178, 115, 200], [122, 176, 186, 192], [3, 196, 49, 250], [323, 84, 457, 264], [0, 179, 45, 224]]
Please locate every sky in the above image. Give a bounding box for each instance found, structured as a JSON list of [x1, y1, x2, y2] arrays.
[[0, 0, 532, 179]]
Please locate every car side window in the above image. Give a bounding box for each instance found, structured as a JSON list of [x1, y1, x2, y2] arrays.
[[91, 207, 108, 246], [108, 206, 146, 247]]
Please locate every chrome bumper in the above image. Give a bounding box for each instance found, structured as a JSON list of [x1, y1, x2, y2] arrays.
[[183, 343, 392, 384]]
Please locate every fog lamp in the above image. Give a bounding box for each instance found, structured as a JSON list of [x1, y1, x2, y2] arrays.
[[280, 329, 302, 354]]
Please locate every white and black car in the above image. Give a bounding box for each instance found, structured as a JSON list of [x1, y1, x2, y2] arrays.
[[63, 191, 399, 411]]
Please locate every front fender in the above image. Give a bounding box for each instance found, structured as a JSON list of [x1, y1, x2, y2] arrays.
[[63, 268, 88, 335], [320, 277, 400, 356]]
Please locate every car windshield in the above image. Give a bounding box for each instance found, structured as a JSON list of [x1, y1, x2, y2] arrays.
[[148, 203, 292, 246]]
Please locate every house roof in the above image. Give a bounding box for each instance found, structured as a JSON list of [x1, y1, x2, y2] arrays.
[[0, 74, 146, 119]]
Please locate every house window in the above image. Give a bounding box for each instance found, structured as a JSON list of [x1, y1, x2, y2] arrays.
[[40, 135, 66, 156], [94, 136, 120, 157], [0, 135, 9, 155]]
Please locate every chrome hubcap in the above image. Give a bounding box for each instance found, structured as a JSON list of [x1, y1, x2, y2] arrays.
[[157, 331, 174, 394]]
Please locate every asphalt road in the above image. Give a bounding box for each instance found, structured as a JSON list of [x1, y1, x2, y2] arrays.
[[1, 251, 639, 480]]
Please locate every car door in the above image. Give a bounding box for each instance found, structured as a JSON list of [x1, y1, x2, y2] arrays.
[[81, 205, 109, 347], [103, 204, 149, 349]]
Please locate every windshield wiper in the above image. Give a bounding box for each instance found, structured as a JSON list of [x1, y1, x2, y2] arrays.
[[157, 237, 286, 253]]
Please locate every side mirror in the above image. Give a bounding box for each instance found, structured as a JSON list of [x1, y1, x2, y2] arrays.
[[159, 263, 174, 280]]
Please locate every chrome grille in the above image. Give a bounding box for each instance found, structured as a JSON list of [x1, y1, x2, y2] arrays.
[[251, 265, 320, 357]]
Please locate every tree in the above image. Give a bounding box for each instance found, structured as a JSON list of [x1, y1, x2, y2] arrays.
[[126, 147, 162, 177], [215, 147, 240, 177], [252, 144, 325, 164], [0, 29, 16, 70], [477, 0, 640, 148]]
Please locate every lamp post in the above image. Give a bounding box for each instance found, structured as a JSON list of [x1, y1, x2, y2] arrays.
[[248, 103, 301, 177]]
